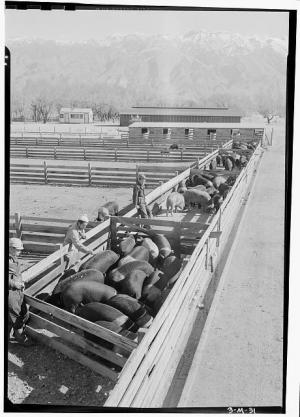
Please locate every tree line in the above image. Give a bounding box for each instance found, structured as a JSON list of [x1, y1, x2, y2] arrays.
[[11, 97, 120, 123]]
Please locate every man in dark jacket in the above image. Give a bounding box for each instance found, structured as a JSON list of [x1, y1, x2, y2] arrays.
[[8, 238, 32, 346], [132, 173, 152, 218]]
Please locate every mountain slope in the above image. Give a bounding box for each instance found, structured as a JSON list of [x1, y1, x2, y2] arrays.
[[6, 31, 287, 115]]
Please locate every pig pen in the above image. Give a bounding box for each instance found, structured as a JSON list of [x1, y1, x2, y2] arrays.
[[21, 143, 263, 407]]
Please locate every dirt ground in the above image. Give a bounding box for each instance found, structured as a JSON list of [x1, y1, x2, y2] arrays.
[[9, 184, 134, 220]]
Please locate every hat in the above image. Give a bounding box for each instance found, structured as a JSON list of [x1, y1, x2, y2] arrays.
[[78, 214, 89, 222], [9, 237, 24, 250], [138, 173, 146, 180]]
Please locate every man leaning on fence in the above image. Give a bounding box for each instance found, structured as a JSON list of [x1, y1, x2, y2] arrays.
[[8, 238, 33, 346], [63, 214, 94, 269], [133, 173, 152, 219]]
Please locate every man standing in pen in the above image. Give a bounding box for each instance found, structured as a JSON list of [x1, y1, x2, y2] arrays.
[[8, 237, 32, 346], [63, 214, 94, 269], [132, 173, 152, 219]]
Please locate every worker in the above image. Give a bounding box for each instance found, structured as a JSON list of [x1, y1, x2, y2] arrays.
[[63, 214, 94, 268], [8, 237, 32, 346], [132, 173, 152, 219]]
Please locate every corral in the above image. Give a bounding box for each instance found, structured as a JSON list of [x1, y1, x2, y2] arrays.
[[15, 140, 263, 407]]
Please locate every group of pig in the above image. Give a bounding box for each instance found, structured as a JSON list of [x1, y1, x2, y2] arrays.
[[165, 143, 258, 216], [166, 171, 234, 216], [41, 229, 182, 349]]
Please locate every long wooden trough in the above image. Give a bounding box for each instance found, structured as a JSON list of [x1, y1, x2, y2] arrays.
[[20, 143, 263, 407]]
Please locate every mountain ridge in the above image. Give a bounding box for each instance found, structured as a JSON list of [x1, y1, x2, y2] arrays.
[[7, 31, 287, 117]]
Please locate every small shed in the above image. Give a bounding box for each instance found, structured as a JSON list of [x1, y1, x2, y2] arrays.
[[59, 108, 93, 124], [129, 122, 265, 142]]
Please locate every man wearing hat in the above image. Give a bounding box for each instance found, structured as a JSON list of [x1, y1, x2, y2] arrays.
[[8, 237, 32, 346], [63, 214, 94, 269], [132, 173, 152, 219]]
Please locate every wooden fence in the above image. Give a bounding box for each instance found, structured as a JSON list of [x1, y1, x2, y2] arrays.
[[20, 143, 263, 403], [9, 162, 184, 187], [10, 146, 212, 163], [10, 132, 232, 149]]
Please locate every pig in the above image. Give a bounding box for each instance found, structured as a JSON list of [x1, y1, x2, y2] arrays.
[[189, 184, 207, 192], [80, 250, 120, 273], [126, 246, 150, 263], [149, 288, 171, 316], [118, 245, 149, 267], [213, 176, 227, 189], [141, 285, 162, 311], [154, 256, 182, 290], [105, 294, 153, 328], [218, 183, 231, 198], [119, 269, 147, 299], [61, 281, 117, 314], [141, 238, 159, 264], [118, 255, 136, 267], [192, 175, 213, 188], [151, 202, 162, 216], [96, 201, 119, 222], [205, 185, 219, 196], [108, 260, 154, 287], [76, 302, 132, 329], [52, 269, 104, 295], [169, 143, 179, 150], [150, 234, 172, 259], [166, 192, 185, 216], [183, 189, 213, 212], [118, 234, 136, 256], [143, 269, 163, 287], [211, 194, 223, 212]]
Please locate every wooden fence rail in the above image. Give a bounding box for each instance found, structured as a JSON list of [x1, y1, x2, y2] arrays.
[[10, 161, 184, 187]]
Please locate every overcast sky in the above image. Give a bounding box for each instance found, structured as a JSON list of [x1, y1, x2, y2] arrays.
[[5, 9, 289, 42]]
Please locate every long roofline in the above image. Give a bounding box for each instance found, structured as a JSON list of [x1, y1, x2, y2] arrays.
[[131, 106, 229, 110]]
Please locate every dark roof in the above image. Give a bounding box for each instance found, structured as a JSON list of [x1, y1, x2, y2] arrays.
[[130, 122, 265, 129], [120, 107, 241, 117]]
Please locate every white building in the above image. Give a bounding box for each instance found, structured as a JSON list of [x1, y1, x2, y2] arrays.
[[59, 108, 93, 124]]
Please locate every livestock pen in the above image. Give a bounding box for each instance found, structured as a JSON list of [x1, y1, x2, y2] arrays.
[[19, 142, 264, 407]]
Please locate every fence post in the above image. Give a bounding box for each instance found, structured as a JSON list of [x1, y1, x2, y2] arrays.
[[14, 212, 22, 238], [115, 148, 118, 162], [88, 162, 92, 186], [83, 148, 86, 160], [54, 147, 57, 159], [270, 128, 274, 146], [43, 161, 48, 184], [181, 150, 183, 161]]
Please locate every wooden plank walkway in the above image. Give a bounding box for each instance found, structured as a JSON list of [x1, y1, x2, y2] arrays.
[[164, 133, 285, 408]]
